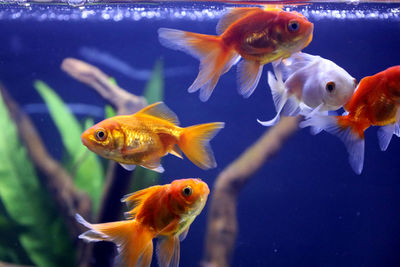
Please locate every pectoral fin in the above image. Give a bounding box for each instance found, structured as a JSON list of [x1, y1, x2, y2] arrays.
[[119, 163, 136, 171], [156, 236, 180, 267]]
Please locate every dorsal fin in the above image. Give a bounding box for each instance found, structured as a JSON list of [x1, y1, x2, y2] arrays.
[[262, 5, 284, 11], [135, 102, 180, 125], [216, 8, 263, 35], [121, 185, 163, 219]]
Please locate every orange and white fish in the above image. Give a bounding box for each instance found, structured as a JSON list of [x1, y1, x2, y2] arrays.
[[300, 66, 400, 174], [158, 7, 314, 101], [76, 178, 210, 267], [81, 102, 224, 172]]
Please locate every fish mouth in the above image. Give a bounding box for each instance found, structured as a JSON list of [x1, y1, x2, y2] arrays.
[[81, 134, 89, 147]]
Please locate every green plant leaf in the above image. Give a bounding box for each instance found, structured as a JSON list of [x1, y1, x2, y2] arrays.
[[143, 60, 164, 104], [105, 104, 116, 118], [0, 200, 32, 265], [34, 80, 104, 211], [130, 60, 165, 192], [0, 90, 74, 266]]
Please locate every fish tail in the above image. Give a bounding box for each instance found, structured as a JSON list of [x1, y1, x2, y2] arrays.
[[178, 122, 225, 169], [257, 69, 300, 127], [299, 114, 366, 175], [76, 214, 155, 267], [158, 28, 239, 101]]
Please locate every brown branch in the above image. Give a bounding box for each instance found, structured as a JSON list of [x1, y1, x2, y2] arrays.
[[0, 84, 91, 238], [61, 58, 147, 267], [61, 58, 146, 115], [202, 116, 300, 267], [0, 261, 34, 267]]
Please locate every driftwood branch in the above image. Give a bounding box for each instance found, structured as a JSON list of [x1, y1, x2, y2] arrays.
[[0, 261, 33, 267], [202, 116, 300, 267], [61, 58, 147, 267], [0, 84, 91, 239], [61, 58, 146, 115]]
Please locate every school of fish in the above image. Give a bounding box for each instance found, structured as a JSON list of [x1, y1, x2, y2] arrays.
[[75, 5, 400, 267]]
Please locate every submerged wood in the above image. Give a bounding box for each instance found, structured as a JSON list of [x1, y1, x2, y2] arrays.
[[0, 261, 33, 267], [61, 58, 147, 267], [0, 84, 91, 239], [61, 58, 146, 115], [202, 116, 300, 267]]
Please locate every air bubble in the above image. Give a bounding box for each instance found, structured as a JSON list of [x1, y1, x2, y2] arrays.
[[67, 0, 86, 7]]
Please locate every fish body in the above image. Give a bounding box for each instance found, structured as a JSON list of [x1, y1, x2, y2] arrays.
[[258, 52, 357, 126], [300, 66, 400, 174], [81, 102, 224, 172], [158, 7, 313, 101], [76, 178, 210, 267]]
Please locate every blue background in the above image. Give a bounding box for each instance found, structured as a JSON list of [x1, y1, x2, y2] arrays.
[[1, 3, 400, 267]]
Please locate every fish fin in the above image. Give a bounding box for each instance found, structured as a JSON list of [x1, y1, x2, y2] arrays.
[[119, 163, 136, 171], [169, 145, 183, 159], [301, 106, 327, 135], [377, 123, 396, 151], [304, 103, 324, 119], [395, 121, 400, 137], [156, 236, 180, 267], [300, 115, 365, 174], [158, 28, 238, 101], [137, 242, 154, 267], [179, 122, 225, 169], [141, 163, 165, 173], [268, 70, 286, 111], [237, 59, 264, 98], [216, 7, 262, 35], [178, 226, 190, 242], [75, 214, 155, 267], [263, 5, 284, 11], [136, 101, 180, 125], [273, 52, 318, 81], [257, 71, 291, 127], [121, 185, 164, 219]]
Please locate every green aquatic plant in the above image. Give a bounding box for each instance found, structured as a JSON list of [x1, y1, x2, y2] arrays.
[[34, 80, 104, 211], [0, 90, 74, 267]]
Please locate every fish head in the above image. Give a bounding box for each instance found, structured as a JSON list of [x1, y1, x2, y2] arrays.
[[319, 65, 357, 110], [272, 10, 314, 55], [384, 66, 400, 101], [168, 178, 210, 218], [81, 119, 123, 159]]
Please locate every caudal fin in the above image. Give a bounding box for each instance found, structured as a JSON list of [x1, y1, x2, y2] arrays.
[[299, 114, 365, 174], [257, 70, 300, 127], [178, 122, 225, 169], [158, 28, 239, 101], [76, 214, 155, 267]]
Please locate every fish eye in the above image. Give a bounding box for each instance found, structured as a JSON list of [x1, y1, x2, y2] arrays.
[[288, 20, 300, 32], [182, 186, 192, 197], [95, 129, 107, 141], [326, 81, 336, 92]]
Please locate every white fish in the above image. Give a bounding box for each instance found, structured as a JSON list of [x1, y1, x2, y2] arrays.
[[257, 52, 357, 126]]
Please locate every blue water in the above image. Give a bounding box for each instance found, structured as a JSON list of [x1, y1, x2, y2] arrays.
[[1, 2, 400, 267]]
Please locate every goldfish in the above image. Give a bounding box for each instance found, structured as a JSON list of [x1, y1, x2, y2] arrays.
[[158, 7, 314, 102], [81, 102, 224, 172], [257, 52, 357, 126], [300, 66, 400, 174], [76, 178, 210, 267]]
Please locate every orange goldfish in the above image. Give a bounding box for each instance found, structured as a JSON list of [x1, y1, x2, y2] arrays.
[[158, 7, 314, 101], [76, 178, 210, 267], [300, 66, 400, 174], [81, 102, 224, 172]]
